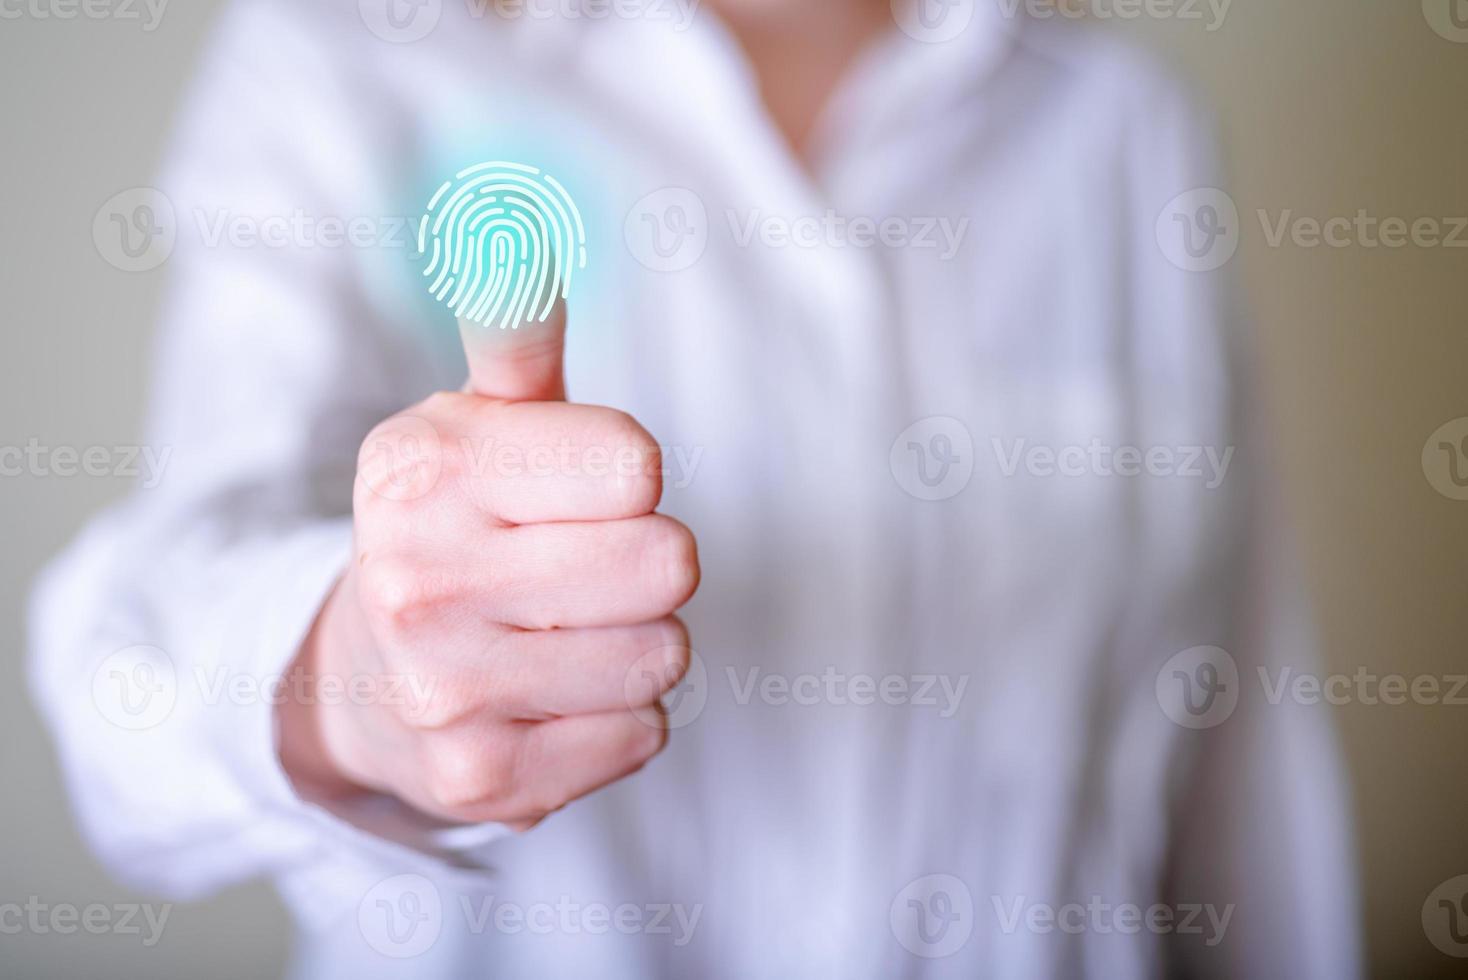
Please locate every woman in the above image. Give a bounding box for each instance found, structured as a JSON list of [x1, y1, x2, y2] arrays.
[[32, 0, 1360, 975]]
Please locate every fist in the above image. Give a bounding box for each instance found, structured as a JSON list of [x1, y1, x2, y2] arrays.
[[279, 302, 699, 829]]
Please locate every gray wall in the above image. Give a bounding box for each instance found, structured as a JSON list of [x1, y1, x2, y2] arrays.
[[2, 2, 1465, 976]]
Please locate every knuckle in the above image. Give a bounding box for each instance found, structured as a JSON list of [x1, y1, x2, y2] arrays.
[[358, 557, 437, 634], [424, 736, 517, 812], [396, 672, 478, 731], [424, 744, 482, 811], [355, 411, 445, 503]]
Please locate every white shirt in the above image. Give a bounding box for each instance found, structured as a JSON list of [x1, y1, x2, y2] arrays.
[[29, 1, 1361, 976]]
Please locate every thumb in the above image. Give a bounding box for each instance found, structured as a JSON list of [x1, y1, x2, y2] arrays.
[[457, 298, 567, 402]]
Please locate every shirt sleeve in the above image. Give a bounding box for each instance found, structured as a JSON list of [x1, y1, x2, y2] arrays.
[[26, 0, 505, 900], [1116, 63, 1364, 980], [1160, 405, 1363, 980]]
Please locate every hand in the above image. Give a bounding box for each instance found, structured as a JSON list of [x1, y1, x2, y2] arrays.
[[278, 303, 699, 829]]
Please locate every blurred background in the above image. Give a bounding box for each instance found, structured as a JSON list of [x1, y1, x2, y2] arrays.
[[1, 1, 1464, 976]]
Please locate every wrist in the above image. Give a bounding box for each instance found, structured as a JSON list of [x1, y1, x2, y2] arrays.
[[276, 576, 365, 800]]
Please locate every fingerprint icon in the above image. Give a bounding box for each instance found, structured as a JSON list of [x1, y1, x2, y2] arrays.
[[418, 161, 587, 330]]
